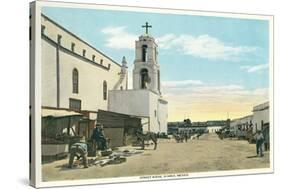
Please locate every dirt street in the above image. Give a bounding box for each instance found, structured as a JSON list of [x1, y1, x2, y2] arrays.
[[42, 133, 270, 182]]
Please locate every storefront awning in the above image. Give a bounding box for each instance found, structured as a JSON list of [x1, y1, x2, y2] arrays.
[[42, 109, 82, 118]]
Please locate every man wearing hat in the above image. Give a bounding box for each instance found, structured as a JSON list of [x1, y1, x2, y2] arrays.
[[91, 123, 108, 150], [68, 137, 89, 168], [254, 130, 264, 157]]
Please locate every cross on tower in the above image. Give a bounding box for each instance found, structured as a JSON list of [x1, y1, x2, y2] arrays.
[[142, 22, 152, 34]]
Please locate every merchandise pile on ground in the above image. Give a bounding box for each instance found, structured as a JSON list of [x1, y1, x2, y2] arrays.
[[59, 149, 143, 168]]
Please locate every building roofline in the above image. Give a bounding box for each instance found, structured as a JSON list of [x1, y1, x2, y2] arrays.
[[98, 109, 149, 119], [42, 34, 111, 71], [109, 88, 162, 95], [253, 101, 269, 112], [41, 13, 122, 67]]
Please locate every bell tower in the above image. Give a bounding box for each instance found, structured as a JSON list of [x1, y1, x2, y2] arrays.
[[133, 22, 161, 95]]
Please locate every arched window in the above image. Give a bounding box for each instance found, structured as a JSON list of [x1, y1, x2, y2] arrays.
[[72, 68, 79, 93], [140, 68, 149, 89], [142, 45, 148, 62], [103, 81, 107, 100]]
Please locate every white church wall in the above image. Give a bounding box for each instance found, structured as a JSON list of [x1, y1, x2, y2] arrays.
[[252, 108, 269, 133], [132, 71, 139, 90], [41, 15, 120, 70], [108, 90, 167, 133], [148, 92, 158, 133], [158, 100, 168, 133], [148, 93, 168, 134], [41, 40, 57, 107], [58, 50, 107, 111], [41, 15, 127, 112], [108, 90, 150, 117], [141, 118, 150, 133], [151, 70, 159, 94]]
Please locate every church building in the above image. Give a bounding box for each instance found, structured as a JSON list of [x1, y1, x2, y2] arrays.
[[41, 14, 168, 136], [108, 22, 168, 134], [41, 14, 127, 122]]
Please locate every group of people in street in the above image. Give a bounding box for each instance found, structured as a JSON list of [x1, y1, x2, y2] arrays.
[[67, 123, 267, 170], [217, 126, 268, 158], [173, 131, 201, 143]]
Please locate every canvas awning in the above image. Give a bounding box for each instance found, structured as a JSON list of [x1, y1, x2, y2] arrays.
[[97, 109, 143, 128], [42, 109, 82, 118]]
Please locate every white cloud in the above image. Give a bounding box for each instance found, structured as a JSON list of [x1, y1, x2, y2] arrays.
[[101, 26, 138, 49], [162, 81, 268, 106], [162, 80, 244, 94], [162, 80, 203, 88], [102, 26, 257, 61], [156, 34, 256, 61], [157, 34, 177, 49], [240, 63, 269, 73], [192, 85, 244, 93]]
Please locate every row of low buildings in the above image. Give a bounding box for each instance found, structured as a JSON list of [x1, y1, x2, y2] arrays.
[[168, 101, 270, 138], [230, 101, 270, 135], [168, 120, 229, 134]]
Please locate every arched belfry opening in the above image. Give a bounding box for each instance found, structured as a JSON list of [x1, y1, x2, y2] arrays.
[[142, 45, 148, 62], [140, 68, 149, 89]]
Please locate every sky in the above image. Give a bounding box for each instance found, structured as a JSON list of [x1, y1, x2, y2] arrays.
[[42, 6, 270, 122]]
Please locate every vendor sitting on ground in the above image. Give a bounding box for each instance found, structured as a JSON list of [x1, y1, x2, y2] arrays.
[[68, 137, 88, 169], [91, 123, 108, 151]]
